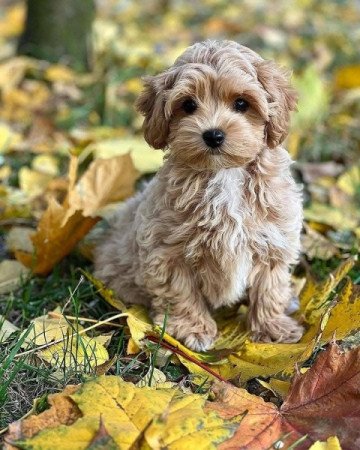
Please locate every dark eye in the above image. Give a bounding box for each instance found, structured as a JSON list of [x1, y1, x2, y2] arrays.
[[182, 98, 197, 114], [234, 98, 249, 112]]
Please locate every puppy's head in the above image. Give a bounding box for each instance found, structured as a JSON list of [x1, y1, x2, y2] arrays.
[[136, 40, 297, 170]]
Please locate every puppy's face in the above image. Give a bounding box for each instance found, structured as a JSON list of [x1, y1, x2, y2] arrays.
[[137, 41, 297, 171], [166, 67, 268, 170]]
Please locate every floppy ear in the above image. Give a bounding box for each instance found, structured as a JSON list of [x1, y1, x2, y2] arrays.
[[255, 60, 298, 149], [135, 71, 175, 149]]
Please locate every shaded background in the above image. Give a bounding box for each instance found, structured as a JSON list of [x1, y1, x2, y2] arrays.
[[0, 0, 359, 247], [1, 0, 359, 162]]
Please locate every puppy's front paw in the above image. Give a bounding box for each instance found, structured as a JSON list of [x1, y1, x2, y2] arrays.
[[154, 313, 217, 352], [251, 315, 304, 343]]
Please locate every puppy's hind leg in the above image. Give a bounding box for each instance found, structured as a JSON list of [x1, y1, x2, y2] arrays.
[[146, 263, 217, 352], [247, 261, 304, 343]]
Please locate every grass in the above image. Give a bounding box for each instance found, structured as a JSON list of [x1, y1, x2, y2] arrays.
[[0, 253, 190, 435]]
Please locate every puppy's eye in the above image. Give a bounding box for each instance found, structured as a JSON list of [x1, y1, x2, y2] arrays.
[[182, 98, 197, 114], [234, 98, 249, 113]]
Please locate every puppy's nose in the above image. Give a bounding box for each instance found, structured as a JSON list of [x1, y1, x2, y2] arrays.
[[202, 129, 225, 149]]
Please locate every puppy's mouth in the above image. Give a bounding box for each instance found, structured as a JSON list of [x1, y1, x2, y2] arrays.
[[206, 146, 222, 155]]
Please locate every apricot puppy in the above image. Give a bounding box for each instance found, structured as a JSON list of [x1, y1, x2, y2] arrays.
[[94, 40, 303, 351]]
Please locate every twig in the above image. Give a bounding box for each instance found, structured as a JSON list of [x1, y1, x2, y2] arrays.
[[48, 312, 123, 327], [14, 312, 128, 359], [146, 335, 229, 383]]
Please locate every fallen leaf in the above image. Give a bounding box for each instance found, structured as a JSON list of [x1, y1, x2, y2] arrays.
[[89, 137, 164, 174], [62, 154, 138, 222], [335, 65, 360, 89], [16, 198, 98, 275], [5, 226, 35, 254], [18, 167, 53, 198], [336, 164, 360, 196], [83, 271, 127, 312], [136, 367, 171, 388], [32, 154, 59, 176], [280, 342, 360, 448], [0, 315, 19, 342], [0, 122, 22, 153], [21, 310, 110, 372], [298, 257, 355, 324], [308, 436, 342, 450], [298, 161, 344, 184], [208, 342, 360, 449], [16, 154, 137, 275], [44, 65, 77, 83], [0, 259, 29, 295], [304, 203, 358, 231], [301, 223, 340, 260], [293, 66, 329, 129], [5, 376, 235, 450], [302, 278, 360, 343], [6, 343, 359, 449]]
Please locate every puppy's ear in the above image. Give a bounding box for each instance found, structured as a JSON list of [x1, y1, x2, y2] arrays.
[[136, 71, 175, 149], [255, 60, 297, 149]]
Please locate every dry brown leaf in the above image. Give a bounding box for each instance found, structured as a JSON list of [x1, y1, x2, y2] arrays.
[[0, 259, 30, 295], [301, 223, 339, 260], [16, 199, 98, 275], [16, 154, 138, 275], [62, 154, 138, 222]]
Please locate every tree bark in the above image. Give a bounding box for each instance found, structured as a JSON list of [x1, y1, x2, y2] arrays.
[[18, 0, 95, 71]]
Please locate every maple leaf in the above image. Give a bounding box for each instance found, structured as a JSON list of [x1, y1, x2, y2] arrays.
[[5, 343, 356, 450], [208, 342, 360, 449]]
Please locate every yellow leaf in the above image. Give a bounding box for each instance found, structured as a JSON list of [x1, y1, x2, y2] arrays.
[[0, 122, 21, 153], [303, 278, 360, 343], [336, 165, 360, 196], [127, 337, 140, 355], [45, 64, 77, 83], [126, 305, 153, 347], [83, 271, 127, 312], [309, 436, 342, 450], [299, 257, 355, 324], [136, 367, 167, 387], [41, 334, 109, 371], [268, 378, 291, 398], [32, 154, 59, 176], [304, 203, 358, 230], [335, 65, 360, 89], [229, 340, 314, 380], [0, 164, 11, 180], [0, 259, 29, 294], [6, 376, 235, 449], [0, 4, 25, 38], [21, 311, 110, 371], [18, 167, 53, 198], [90, 137, 164, 174]]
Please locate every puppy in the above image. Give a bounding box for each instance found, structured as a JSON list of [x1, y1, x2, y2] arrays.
[[94, 40, 303, 352]]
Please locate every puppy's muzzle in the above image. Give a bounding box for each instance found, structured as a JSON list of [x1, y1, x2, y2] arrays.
[[202, 129, 225, 153]]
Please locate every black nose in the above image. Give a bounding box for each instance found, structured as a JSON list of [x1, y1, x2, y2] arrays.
[[202, 129, 225, 149]]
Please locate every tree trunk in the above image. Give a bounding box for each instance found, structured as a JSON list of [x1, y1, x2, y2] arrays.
[[18, 0, 95, 71]]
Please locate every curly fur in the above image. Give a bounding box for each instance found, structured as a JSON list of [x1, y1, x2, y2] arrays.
[[94, 40, 303, 351]]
